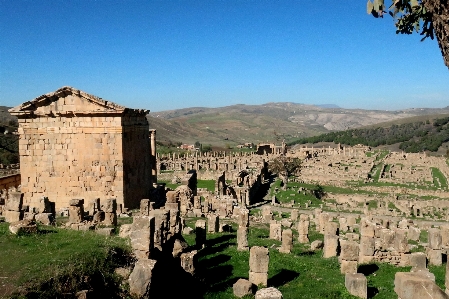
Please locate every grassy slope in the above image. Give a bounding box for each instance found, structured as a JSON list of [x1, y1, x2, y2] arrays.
[[0, 223, 132, 298]]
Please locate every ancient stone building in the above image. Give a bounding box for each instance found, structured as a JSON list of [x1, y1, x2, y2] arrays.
[[9, 86, 152, 210]]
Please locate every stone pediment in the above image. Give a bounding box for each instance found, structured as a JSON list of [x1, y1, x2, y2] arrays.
[[9, 86, 146, 116]]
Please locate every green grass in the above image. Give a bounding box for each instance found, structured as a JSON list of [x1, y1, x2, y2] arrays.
[[0, 223, 132, 298], [181, 220, 445, 299], [198, 180, 216, 192], [431, 167, 448, 189]]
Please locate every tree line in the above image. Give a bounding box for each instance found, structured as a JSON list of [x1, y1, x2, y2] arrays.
[[289, 116, 449, 153]]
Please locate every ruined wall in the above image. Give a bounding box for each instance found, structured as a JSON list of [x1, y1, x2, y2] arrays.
[[122, 114, 151, 208], [0, 173, 21, 190]]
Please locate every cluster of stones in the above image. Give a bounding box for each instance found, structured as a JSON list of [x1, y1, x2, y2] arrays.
[[65, 198, 118, 235], [126, 194, 196, 298]]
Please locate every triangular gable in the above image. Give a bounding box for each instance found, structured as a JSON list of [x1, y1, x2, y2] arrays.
[[9, 86, 127, 116]]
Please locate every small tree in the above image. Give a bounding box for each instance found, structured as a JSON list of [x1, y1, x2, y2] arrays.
[[268, 157, 302, 187]]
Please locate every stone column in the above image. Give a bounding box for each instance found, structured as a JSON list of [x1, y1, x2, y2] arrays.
[[69, 199, 84, 224], [269, 221, 282, 241], [207, 213, 219, 233], [359, 218, 375, 264], [297, 214, 309, 243], [340, 240, 359, 274], [323, 221, 339, 258], [130, 216, 155, 260], [279, 229, 293, 253], [249, 246, 269, 287], [4, 191, 23, 223], [103, 198, 117, 226], [150, 129, 157, 186], [428, 228, 442, 266]]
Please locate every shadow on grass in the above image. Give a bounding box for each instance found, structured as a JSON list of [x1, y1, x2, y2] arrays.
[[296, 250, 318, 256], [268, 269, 300, 287], [357, 264, 379, 276], [368, 286, 379, 299]]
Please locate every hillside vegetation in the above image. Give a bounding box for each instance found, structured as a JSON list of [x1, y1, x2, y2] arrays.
[[148, 103, 449, 146], [290, 115, 449, 153]]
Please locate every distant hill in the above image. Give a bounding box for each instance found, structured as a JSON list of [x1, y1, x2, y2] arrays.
[[148, 102, 449, 146], [315, 104, 341, 109], [290, 114, 449, 154]]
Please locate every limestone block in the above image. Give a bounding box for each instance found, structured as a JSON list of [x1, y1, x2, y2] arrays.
[[37, 196, 53, 214], [6, 192, 23, 212], [4, 210, 21, 223], [394, 229, 409, 253], [255, 287, 283, 299], [359, 236, 375, 256], [237, 208, 249, 228], [9, 219, 37, 235], [358, 255, 374, 264], [346, 233, 360, 242], [130, 216, 155, 259], [183, 227, 194, 235], [408, 226, 421, 242], [340, 240, 359, 261], [165, 202, 180, 211], [394, 272, 448, 299], [380, 229, 395, 250], [207, 214, 219, 233], [311, 240, 323, 250], [93, 210, 105, 222], [237, 227, 249, 251], [290, 209, 299, 222], [280, 219, 292, 228], [119, 224, 132, 238], [249, 246, 269, 273], [410, 252, 427, 270], [325, 221, 339, 236], [69, 205, 83, 223], [360, 219, 375, 237], [35, 213, 54, 225], [299, 214, 309, 221], [297, 220, 309, 235], [319, 213, 330, 233], [103, 212, 117, 226], [249, 271, 268, 287], [279, 229, 293, 254], [429, 228, 442, 250], [129, 259, 157, 299], [428, 249, 442, 266], [140, 199, 150, 216], [102, 198, 117, 213], [341, 260, 358, 274], [195, 220, 207, 248], [180, 250, 197, 275], [323, 234, 339, 258], [441, 225, 449, 247], [23, 212, 35, 221], [270, 222, 282, 241], [233, 278, 254, 298], [345, 273, 367, 299], [298, 234, 309, 244], [172, 238, 189, 258]]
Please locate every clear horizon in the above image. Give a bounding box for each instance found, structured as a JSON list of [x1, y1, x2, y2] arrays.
[[1, 1, 448, 112]]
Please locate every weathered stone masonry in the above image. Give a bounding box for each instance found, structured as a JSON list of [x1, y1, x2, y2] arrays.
[[9, 86, 151, 210]]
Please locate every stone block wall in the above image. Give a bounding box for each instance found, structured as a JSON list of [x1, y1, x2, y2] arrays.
[[11, 87, 151, 210]]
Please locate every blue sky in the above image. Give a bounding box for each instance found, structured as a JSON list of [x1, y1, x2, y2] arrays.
[[1, 1, 448, 112]]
